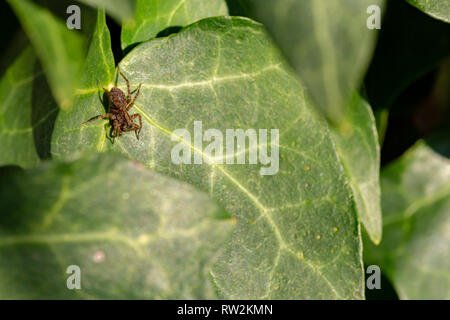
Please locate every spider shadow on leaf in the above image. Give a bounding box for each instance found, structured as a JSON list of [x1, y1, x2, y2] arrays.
[[96, 88, 115, 144]]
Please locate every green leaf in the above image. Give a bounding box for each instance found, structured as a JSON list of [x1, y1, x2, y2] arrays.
[[121, 0, 228, 50], [235, 0, 384, 122], [330, 93, 382, 244], [76, 0, 136, 23], [7, 0, 86, 111], [0, 152, 233, 299], [52, 17, 364, 299], [364, 133, 450, 299], [406, 0, 450, 23], [366, 0, 450, 110], [0, 47, 39, 169], [0, 46, 59, 169], [51, 9, 116, 161]]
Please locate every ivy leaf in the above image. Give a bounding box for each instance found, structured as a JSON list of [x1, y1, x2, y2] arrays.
[[0, 47, 40, 169], [366, 0, 450, 110], [76, 0, 136, 23], [234, 0, 384, 122], [364, 132, 450, 299], [121, 0, 228, 50], [0, 46, 58, 169], [406, 0, 450, 23], [330, 92, 382, 244], [51, 9, 116, 161], [7, 0, 86, 111], [0, 152, 233, 299], [52, 17, 364, 299]]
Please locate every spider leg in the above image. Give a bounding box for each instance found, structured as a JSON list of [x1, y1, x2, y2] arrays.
[[119, 68, 131, 99], [123, 110, 133, 125], [126, 84, 142, 111], [121, 125, 138, 132], [121, 114, 142, 140], [130, 113, 142, 140], [82, 113, 112, 124], [112, 121, 120, 144]]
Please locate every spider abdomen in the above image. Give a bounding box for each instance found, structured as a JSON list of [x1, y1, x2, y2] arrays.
[[109, 88, 127, 107]]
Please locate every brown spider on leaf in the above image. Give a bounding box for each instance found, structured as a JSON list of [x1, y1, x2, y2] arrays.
[[82, 68, 142, 143]]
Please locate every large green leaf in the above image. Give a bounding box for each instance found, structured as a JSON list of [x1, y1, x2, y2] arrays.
[[234, 0, 384, 122], [366, 0, 450, 110], [364, 133, 450, 299], [406, 0, 450, 23], [76, 0, 136, 23], [0, 153, 233, 299], [52, 17, 364, 299], [0, 46, 58, 169], [121, 0, 228, 50], [7, 0, 86, 111], [331, 93, 381, 244]]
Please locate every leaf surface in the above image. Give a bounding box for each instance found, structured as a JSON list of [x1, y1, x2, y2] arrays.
[[52, 17, 364, 299], [331, 93, 382, 244], [121, 0, 228, 50], [364, 133, 450, 299], [7, 0, 86, 111], [235, 0, 384, 122], [0, 153, 233, 299]]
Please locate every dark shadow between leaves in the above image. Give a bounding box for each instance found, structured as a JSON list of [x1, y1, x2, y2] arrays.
[[123, 42, 142, 57], [365, 0, 450, 111], [0, 1, 26, 79], [156, 26, 183, 38], [424, 129, 450, 159], [31, 63, 59, 161], [123, 27, 183, 57], [106, 14, 123, 65], [0, 165, 23, 182], [365, 271, 399, 300], [225, 0, 250, 16]]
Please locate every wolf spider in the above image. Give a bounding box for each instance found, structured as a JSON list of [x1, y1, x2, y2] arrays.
[[83, 69, 142, 143]]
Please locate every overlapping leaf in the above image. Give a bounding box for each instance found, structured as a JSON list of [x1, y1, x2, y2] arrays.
[[0, 153, 233, 299], [234, 0, 384, 122], [331, 93, 382, 244], [51, 9, 115, 161], [121, 0, 228, 50], [0, 47, 58, 169], [7, 0, 86, 111], [52, 17, 364, 299], [364, 132, 450, 299]]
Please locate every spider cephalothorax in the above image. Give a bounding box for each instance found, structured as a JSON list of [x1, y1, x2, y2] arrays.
[[83, 69, 142, 143]]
